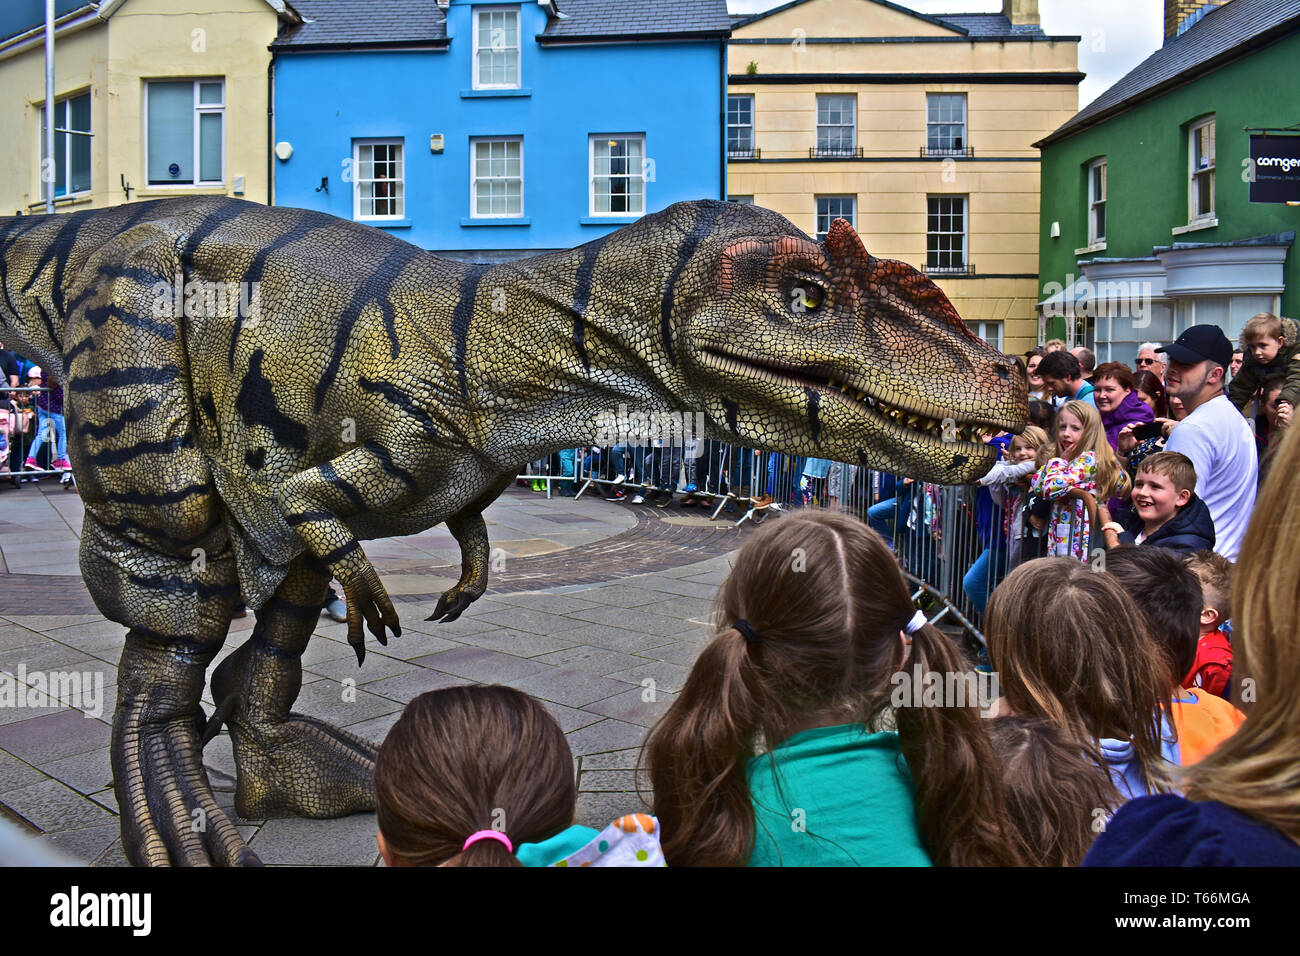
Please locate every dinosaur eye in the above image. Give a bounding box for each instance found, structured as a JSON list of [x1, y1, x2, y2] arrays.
[[789, 282, 824, 314]]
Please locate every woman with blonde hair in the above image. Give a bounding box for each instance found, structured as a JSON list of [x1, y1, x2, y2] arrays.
[[1085, 424, 1300, 865], [1026, 400, 1128, 561]]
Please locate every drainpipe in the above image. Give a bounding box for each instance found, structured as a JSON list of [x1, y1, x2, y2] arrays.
[[267, 52, 275, 205], [719, 38, 727, 200], [44, 0, 55, 213]]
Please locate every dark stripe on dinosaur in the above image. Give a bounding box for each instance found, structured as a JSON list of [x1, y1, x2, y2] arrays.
[[363, 440, 419, 492], [357, 377, 439, 439], [124, 572, 238, 601], [660, 204, 724, 366], [319, 539, 361, 565], [198, 392, 217, 422], [804, 387, 821, 445], [66, 284, 99, 315], [236, 349, 309, 451], [570, 236, 610, 372], [722, 398, 740, 436], [314, 247, 414, 413], [451, 264, 490, 400], [85, 303, 175, 340], [79, 398, 161, 439], [0, 218, 47, 322], [229, 216, 322, 367], [32, 300, 60, 356], [24, 208, 99, 318], [245, 447, 266, 470], [102, 512, 219, 548], [87, 433, 195, 467], [64, 334, 95, 366], [68, 365, 179, 394], [95, 263, 170, 285], [318, 461, 367, 513], [105, 480, 211, 506], [259, 594, 323, 623], [284, 510, 335, 527], [178, 203, 242, 272]]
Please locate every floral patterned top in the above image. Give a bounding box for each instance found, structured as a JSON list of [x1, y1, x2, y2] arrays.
[[1029, 451, 1098, 561]]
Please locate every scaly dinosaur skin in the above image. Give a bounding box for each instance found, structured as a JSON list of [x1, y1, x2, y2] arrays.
[[0, 197, 1024, 865]]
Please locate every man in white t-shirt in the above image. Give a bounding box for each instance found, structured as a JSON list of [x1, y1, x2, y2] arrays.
[[1158, 326, 1257, 560]]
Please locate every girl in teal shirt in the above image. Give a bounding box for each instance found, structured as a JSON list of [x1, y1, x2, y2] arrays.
[[644, 509, 1020, 867]]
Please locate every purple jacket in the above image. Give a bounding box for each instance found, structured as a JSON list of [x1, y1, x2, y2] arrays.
[[1101, 389, 1153, 450], [34, 371, 63, 416]]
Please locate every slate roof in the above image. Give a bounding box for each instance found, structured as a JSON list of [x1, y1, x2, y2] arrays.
[[539, 0, 732, 40], [273, 0, 447, 48], [1038, 0, 1300, 146], [932, 13, 1046, 37]]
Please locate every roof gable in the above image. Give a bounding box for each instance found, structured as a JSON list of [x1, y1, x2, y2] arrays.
[[732, 0, 964, 40]]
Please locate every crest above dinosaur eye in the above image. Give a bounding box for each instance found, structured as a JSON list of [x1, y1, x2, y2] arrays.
[[789, 281, 825, 315]]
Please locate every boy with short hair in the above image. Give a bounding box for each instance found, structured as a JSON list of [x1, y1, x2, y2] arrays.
[[1105, 451, 1214, 553], [1183, 550, 1234, 702], [1228, 312, 1300, 415], [1103, 547, 1245, 766]]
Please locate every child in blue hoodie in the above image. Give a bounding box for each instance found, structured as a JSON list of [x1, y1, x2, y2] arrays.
[[986, 558, 1178, 804], [374, 685, 662, 867]]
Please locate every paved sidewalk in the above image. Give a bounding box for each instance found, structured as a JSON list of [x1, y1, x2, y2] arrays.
[[0, 478, 752, 865]]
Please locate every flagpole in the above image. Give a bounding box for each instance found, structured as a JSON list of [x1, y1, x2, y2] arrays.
[[44, 0, 55, 213]]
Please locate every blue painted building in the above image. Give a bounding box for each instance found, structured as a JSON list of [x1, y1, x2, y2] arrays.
[[271, 0, 731, 260]]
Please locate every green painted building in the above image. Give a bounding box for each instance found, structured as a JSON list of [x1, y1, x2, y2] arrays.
[[1034, 0, 1300, 365]]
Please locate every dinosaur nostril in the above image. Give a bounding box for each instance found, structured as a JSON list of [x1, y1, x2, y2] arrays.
[[994, 364, 1011, 381]]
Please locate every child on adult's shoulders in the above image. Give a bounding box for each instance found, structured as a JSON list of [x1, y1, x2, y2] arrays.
[[1228, 312, 1299, 417], [1102, 451, 1214, 554], [1182, 550, 1234, 702]]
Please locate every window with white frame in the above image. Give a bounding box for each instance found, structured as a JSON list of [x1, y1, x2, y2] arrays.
[[927, 196, 967, 272], [474, 7, 520, 89], [39, 91, 92, 197], [926, 93, 966, 154], [728, 95, 754, 157], [146, 80, 224, 185], [471, 138, 522, 217], [1088, 158, 1107, 244], [816, 94, 856, 156], [815, 196, 855, 240], [590, 135, 644, 216], [969, 320, 1003, 352], [353, 140, 404, 220], [1189, 116, 1215, 221]]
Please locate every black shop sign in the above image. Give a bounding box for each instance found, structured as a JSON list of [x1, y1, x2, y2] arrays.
[[1250, 134, 1300, 203]]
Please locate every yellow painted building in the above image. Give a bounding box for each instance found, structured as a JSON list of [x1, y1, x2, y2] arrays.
[[0, 0, 296, 216], [727, 0, 1081, 354]]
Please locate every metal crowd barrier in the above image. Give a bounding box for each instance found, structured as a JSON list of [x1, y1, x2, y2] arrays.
[[516, 439, 1105, 645], [1, 384, 71, 487]]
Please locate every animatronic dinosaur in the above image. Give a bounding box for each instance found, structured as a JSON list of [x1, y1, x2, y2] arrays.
[[0, 198, 1025, 865]]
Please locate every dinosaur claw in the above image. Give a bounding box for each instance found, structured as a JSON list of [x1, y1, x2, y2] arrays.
[[200, 695, 238, 748], [236, 847, 264, 867], [426, 595, 449, 622], [352, 641, 365, 667]]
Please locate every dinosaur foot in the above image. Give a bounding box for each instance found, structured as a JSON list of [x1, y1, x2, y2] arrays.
[[113, 713, 261, 867], [426, 585, 482, 623], [225, 714, 379, 820]]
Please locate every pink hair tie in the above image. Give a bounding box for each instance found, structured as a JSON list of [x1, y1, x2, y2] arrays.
[[462, 830, 513, 853]]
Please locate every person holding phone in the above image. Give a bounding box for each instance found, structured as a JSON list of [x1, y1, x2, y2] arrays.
[[1094, 362, 1154, 451]]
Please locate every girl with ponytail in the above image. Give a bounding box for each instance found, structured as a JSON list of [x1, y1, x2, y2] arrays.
[[376, 685, 663, 866], [643, 509, 1021, 866]]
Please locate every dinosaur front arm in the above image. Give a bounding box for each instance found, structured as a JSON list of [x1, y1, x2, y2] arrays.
[[277, 439, 425, 663]]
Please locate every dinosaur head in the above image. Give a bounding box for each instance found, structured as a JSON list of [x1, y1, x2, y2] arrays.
[[668, 202, 1027, 483]]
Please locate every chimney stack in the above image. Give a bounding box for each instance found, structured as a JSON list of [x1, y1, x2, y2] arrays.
[[1002, 0, 1040, 28], [1164, 0, 1232, 41]]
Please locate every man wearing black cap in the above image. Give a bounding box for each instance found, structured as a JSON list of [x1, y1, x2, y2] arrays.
[[1160, 325, 1257, 561]]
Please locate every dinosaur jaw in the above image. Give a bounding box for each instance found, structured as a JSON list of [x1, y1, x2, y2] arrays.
[[696, 348, 1017, 475]]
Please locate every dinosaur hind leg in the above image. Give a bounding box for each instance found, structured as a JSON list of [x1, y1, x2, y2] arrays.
[[82, 522, 256, 866], [210, 553, 378, 820]]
